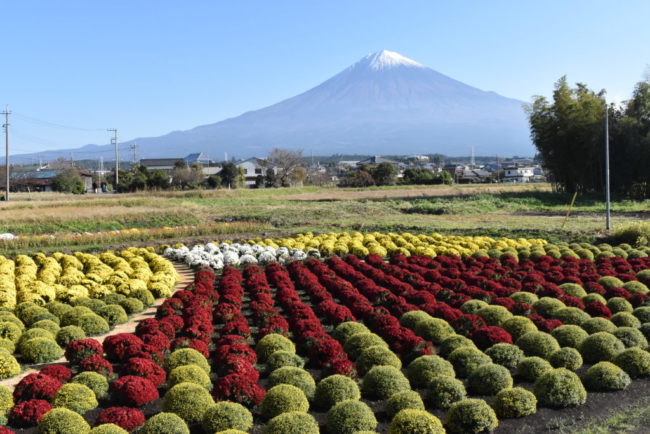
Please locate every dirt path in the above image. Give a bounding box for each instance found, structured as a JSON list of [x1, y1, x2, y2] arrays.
[[0, 263, 194, 390]]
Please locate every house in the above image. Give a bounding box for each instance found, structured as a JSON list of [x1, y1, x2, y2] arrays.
[[504, 166, 535, 183], [140, 153, 221, 176], [457, 168, 492, 184], [356, 156, 401, 167], [235, 158, 272, 187], [9, 169, 93, 192]]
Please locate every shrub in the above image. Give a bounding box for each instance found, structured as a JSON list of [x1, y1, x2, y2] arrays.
[[121, 357, 166, 386], [130, 288, 155, 307], [580, 332, 626, 363], [165, 348, 211, 374], [607, 297, 634, 314], [96, 407, 146, 432], [517, 357, 553, 382], [39, 365, 72, 382], [613, 347, 650, 378], [533, 297, 565, 317], [356, 345, 401, 375], [0, 338, 14, 354], [332, 321, 370, 343], [559, 283, 587, 298], [389, 409, 444, 434], [426, 376, 466, 409], [407, 355, 455, 388], [641, 323, 650, 340], [361, 365, 411, 400], [31, 320, 60, 336], [71, 372, 109, 399], [624, 281, 649, 295], [89, 424, 128, 434], [327, 399, 377, 434], [110, 376, 159, 407], [438, 335, 476, 358], [583, 361, 631, 391], [485, 343, 524, 369], [18, 328, 55, 350], [581, 317, 617, 334], [613, 327, 648, 349], [385, 390, 425, 419], [9, 398, 51, 427], [52, 383, 98, 415], [0, 385, 13, 424], [119, 297, 144, 314], [168, 365, 211, 390], [78, 314, 110, 335], [633, 306, 650, 324], [414, 317, 455, 344], [467, 363, 513, 395], [0, 322, 22, 343], [256, 333, 296, 362], [13, 373, 62, 401], [37, 407, 90, 434], [314, 374, 360, 410], [583, 293, 607, 305], [202, 401, 253, 433], [551, 325, 589, 349], [533, 368, 587, 408], [516, 331, 560, 359], [139, 412, 189, 434], [97, 305, 128, 327], [163, 382, 214, 424], [511, 291, 538, 305], [0, 352, 20, 379], [266, 350, 304, 371], [555, 307, 590, 325], [64, 339, 102, 365], [599, 276, 625, 290], [400, 310, 433, 329], [460, 300, 488, 315], [492, 387, 537, 418], [56, 326, 86, 347], [20, 338, 63, 364], [476, 305, 512, 327], [502, 316, 538, 341], [268, 367, 316, 400], [264, 411, 319, 434], [102, 293, 127, 305], [260, 384, 309, 419], [444, 399, 498, 434], [343, 333, 389, 360], [448, 347, 492, 378], [549, 347, 583, 370], [78, 355, 113, 378]]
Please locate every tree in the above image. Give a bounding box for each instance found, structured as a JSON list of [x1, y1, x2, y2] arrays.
[[206, 175, 222, 189], [220, 162, 238, 188], [290, 167, 306, 186], [171, 162, 203, 189], [264, 169, 278, 188], [342, 169, 375, 187], [267, 148, 305, 187], [371, 162, 397, 186], [254, 175, 265, 188], [147, 169, 170, 189], [53, 168, 85, 194]]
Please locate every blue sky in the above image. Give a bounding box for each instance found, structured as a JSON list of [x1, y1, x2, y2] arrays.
[[3, 0, 649, 155]]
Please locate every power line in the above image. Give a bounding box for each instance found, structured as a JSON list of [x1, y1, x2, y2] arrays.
[[12, 112, 105, 132], [107, 128, 119, 188]]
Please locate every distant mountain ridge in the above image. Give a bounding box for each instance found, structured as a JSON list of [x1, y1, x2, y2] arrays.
[[11, 50, 534, 163]]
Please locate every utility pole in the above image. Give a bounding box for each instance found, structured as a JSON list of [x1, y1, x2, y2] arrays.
[[130, 143, 137, 164], [2, 107, 10, 201], [107, 128, 119, 189], [605, 102, 611, 231]]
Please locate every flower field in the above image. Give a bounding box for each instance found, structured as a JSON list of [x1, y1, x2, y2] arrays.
[[2, 238, 650, 433]]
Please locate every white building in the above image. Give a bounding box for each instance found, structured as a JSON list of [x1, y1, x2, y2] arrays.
[[504, 166, 535, 183], [236, 158, 271, 187]]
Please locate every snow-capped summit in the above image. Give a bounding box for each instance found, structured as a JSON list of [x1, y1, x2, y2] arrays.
[[358, 50, 425, 70]]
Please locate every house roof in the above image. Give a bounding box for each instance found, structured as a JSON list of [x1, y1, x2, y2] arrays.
[[184, 153, 212, 163], [140, 158, 184, 167], [357, 156, 399, 165], [10, 169, 91, 180]]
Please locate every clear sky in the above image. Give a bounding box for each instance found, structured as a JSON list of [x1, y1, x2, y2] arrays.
[[3, 0, 649, 156]]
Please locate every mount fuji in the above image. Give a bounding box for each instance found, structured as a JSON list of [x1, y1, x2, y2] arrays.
[[13, 50, 534, 162]]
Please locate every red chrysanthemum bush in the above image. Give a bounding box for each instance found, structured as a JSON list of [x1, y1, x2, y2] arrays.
[[78, 354, 114, 378], [212, 374, 266, 406], [13, 373, 62, 402], [9, 399, 51, 427], [470, 326, 513, 350], [103, 333, 144, 362], [110, 375, 159, 407], [96, 406, 146, 432], [121, 357, 167, 387], [64, 339, 103, 365], [38, 365, 72, 382], [171, 337, 210, 358]]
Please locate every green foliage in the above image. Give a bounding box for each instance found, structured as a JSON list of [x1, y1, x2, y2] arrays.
[[37, 407, 91, 434], [624, 281, 649, 295], [448, 346, 492, 378], [0, 385, 13, 424], [162, 382, 214, 424], [202, 401, 253, 433], [31, 319, 61, 335], [371, 162, 398, 186], [579, 332, 626, 363], [0, 321, 22, 343], [549, 347, 583, 370], [53, 168, 86, 194], [611, 312, 642, 328], [492, 387, 537, 419], [89, 424, 128, 434], [460, 300, 488, 315], [438, 334, 476, 358], [78, 313, 110, 335], [20, 337, 63, 363], [426, 376, 466, 409], [264, 411, 319, 434], [168, 364, 212, 390], [583, 361, 631, 391], [118, 297, 144, 314], [581, 317, 617, 334], [607, 297, 634, 314], [534, 368, 587, 408], [510, 291, 539, 305], [327, 399, 377, 434], [165, 348, 211, 374], [533, 297, 565, 317], [517, 356, 553, 382], [0, 338, 14, 354], [475, 305, 512, 327], [414, 317, 455, 344], [385, 390, 425, 420], [356, 345, 401, 375], [599, 276, 625, 290], [261, 384, 309, 419], [582, 293, 607, 305], [406, 355, 455, 388], [444, 398, 499, 434], [256, 333, 296, 362], [551, 324, 589, 348], [343, 332, 389, 360], [60, 306, 92, 327], [485, 343, 524, 369], [633, 306, 650, 324], [399, 310, 432, 330], [361, 365, 411, 400], [332, 321, 370, 344], [388, 409, 445, 434], [97, 305, 128, 327], [130, 288, 155, 306], [613, 327, 648, 349], [18, 327, 55, 349], [56, 325, 86, 347], [516, 331, 560, 359], [559, 283, 587, 298], [502, 316, 538, 341], [71, 371, 109, 399], [53, 383, 98, 414], [467, 363, 513, 395], [139, 412, 189, 434], [267, 367, 316, 400], [613, 347, 650, 378], [0, 352, 20, 379], [554, 307, 591, 325], [314, 374, 360, 411], [266, 350, 304, 371]]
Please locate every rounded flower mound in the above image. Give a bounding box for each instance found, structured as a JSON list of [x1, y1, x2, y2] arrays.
[[613, 347, 650, 378], [534, 368, 587, 408], [517, 357, 553, 382], [139, 412, 189, 434], [485, 343, 524, 369], [263, 411, 319, 434], [414, 318, 455, 344], [427, 376, 466, 409], [266, 351, 304, 371], [164, 348, 211, 374], [0, 352, 20, 379], [445, 398, 498, 434], [516, 331, 560, 359], [582, 317, 617, 334], [39, 365, 72, 382], [121, 357, 167, 387], [327, 399, 377, 434], [256, 333, 296, 362], [110, 376, 159, 407], [267, 367, 316, 400], [343, 332, 389, 360], [19, 338, 63, 364], [163, 382, 214, 424], [385, 390, 425, 419], [64, 339, 102, 365], [356, 345, 402, 375], [389, 409, 445, 434], [71, 372, 109, 399], [9, 399, 51, 427], [448, 347, 492, 378], [400, 310, 432, 330], [407, 355, 455, 388], [314, 374, 361, 411], [37, 407, 90, 434], [583, 361, 631, 391], [52, 383, 98, 415], [613, 327, 648, 349], [96, 407, 146, 432], [361, 365, 411, 400], [168, 364, 211, 390], [579, 332, 626, 363], [551, 325, 588, 349], [332, 321, 370, 344], [56, 326, 86, 348], [201, 401, 253, 433], [261, 384, 309, 419], [549, 347, 583, 371], [492, 387, 537, 418], [439, 335, 476, 358], [502, 316, 538, 341], [14, 373, 62, 401], [468, 363, 513, 396]]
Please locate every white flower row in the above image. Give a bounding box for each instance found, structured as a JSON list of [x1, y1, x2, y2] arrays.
[[163, 242, 321, 269]]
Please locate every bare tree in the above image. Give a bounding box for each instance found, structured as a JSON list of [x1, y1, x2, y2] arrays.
[[267, 148, 305, 187]]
